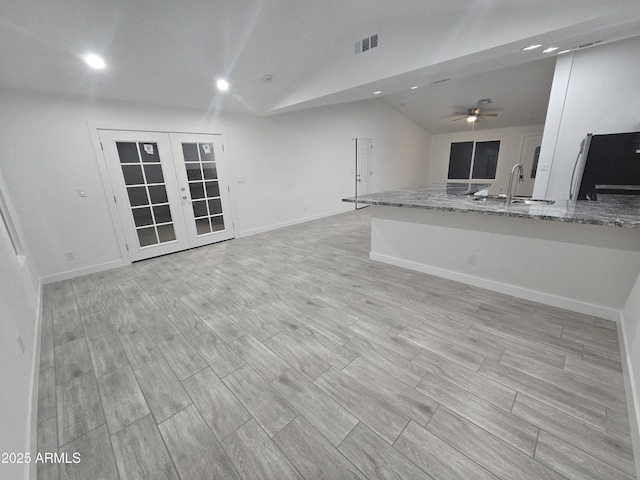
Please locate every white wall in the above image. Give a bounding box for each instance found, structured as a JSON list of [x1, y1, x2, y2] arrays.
[[228, 100, 431, 236], [428, 125, 544, 195], [533, 35, 640, 200], [0, 169, 40, 480], [0, 89, 430, 280]]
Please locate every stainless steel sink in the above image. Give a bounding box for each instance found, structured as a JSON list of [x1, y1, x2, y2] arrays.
[[471, 195, 506, 202], [471, 195, 555, 205], [510, 197, 555, 205]]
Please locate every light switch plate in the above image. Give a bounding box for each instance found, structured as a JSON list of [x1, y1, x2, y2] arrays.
[[77, 187, 87, 197]]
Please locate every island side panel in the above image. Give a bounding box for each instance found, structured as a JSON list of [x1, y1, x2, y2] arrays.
[[369, 205, 640, 320]]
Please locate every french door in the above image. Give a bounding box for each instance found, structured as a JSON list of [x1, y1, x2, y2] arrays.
[[99, 130, 234, 262]]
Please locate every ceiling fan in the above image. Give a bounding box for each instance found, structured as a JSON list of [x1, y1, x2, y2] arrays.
[[452, 107, 498, 123]]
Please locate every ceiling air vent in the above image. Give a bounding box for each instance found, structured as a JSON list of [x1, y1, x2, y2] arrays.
[[355, 33, 379, 55]]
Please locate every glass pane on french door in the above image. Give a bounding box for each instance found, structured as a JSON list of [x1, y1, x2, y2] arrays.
[[182, 142, 225, 235], [117, 141, 178, 247]]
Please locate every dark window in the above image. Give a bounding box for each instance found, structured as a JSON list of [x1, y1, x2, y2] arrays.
[[447, 142, 473, 179], [448, 140, 500, 180], [471, 141, 500, 179]]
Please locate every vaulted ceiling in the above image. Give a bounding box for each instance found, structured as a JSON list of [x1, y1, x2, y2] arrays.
[[1, 0, 639, 132]]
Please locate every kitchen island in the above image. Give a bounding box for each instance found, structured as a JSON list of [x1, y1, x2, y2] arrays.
[[343, 184, 640, 319]]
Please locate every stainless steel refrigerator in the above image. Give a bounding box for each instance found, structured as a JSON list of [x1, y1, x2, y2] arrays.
[[571, 131, 640, 200]]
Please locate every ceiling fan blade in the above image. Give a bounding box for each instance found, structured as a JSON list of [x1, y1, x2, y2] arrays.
[[451, 116, 467, 121], [452, 112, 469, 116], [479, 113, 498, 117]]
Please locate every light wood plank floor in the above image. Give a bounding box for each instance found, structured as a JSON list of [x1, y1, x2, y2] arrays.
[[38, 209, 636, 480]]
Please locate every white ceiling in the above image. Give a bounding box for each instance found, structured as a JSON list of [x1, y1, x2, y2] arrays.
[[381, 57, 557, 134], [1, 0, 640, 132]]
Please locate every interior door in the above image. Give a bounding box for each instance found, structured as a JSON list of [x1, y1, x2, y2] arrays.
[[517, 134, 542, 198], [99, 130, 190, 261], [169, 133, 234, 247], [355, 138, 372, 209]]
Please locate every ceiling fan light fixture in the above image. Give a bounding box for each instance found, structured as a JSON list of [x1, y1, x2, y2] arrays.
[[467, 115, 477, 123], [84, 54, 106, 69]]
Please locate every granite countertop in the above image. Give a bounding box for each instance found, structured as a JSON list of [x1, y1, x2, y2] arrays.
[[343, 183, 640, 229]]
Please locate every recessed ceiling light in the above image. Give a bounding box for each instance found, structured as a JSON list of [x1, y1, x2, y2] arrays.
[[410, 86, 418, 90], [522, 44, 542, 51], [542, 47, 559, 53], [373, 91, 382, 95], [84, 54, 106, 69], [558, 49, 572, 54], [216, 79, 230, 91]]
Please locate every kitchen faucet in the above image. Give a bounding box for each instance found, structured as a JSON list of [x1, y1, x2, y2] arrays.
[[506, 163, 524, 204]]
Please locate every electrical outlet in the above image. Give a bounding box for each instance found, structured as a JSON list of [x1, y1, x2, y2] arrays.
[[17, 335, 25, 354], [65, 251, 75, 261], [237, 177, 246, 184], [467, 254, 477, 266]]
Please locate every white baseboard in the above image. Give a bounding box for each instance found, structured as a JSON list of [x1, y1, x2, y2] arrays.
[[618, 311, 640, 478], [41, 259, 125, 284], [236, 206, 354, 239], [370, 252, 620, 321]]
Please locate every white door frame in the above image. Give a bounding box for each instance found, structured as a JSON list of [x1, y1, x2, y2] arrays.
[[89, 124, 236, 264]]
